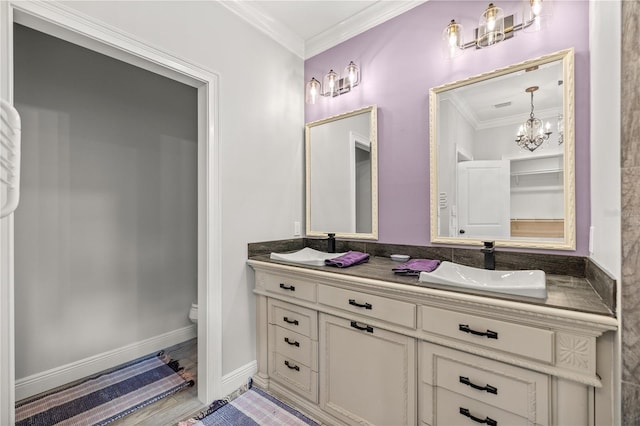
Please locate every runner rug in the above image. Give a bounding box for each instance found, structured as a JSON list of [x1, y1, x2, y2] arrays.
[[15, 351, 194, 426], [179, 380, 319, 426]]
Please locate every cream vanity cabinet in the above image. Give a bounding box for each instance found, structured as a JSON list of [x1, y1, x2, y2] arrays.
[[318, 285, 417, 425], [249, 259, 617, 426]]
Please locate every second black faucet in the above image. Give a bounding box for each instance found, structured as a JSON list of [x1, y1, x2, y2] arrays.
[[481, 240, 495, 270], [327, 233, 336, 253]]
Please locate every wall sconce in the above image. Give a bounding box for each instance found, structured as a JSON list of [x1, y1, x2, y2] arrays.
[[477, 3, 505, 48], [443, 0, 552, 59], [305, 61, 360, 104]]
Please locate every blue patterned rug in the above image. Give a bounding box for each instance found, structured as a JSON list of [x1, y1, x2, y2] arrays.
[[180, 381, 318, 426], [15, 351, 194, 425]]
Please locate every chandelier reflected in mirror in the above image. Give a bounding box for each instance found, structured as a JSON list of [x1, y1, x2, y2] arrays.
[[515, 86, 552, 152]]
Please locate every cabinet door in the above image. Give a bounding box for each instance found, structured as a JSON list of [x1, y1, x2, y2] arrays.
[[320, 313, 416, 426]]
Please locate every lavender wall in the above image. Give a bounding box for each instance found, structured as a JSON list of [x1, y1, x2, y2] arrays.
[[305, 0, 590, 254]]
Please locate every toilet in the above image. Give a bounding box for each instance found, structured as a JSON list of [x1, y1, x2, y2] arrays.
[[188, 303, 198, 324]]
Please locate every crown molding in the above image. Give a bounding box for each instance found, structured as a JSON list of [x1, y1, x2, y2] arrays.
[[305, 1, 427, 59], [219, 1, 427, 60], [218, 0, 305, 59]]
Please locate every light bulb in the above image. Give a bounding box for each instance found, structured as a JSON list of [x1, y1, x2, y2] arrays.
[[485, 3, 498, 30], [531, 0, 542, 16], [449, 32, 458, 47], [487, 16, 496, 31]]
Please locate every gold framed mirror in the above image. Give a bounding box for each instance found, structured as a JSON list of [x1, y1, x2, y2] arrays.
[[429, 49, 575, 249], [306, 105, 378, 240]]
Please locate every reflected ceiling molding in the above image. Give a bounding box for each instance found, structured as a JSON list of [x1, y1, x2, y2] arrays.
[[443, 89, 559, 131]]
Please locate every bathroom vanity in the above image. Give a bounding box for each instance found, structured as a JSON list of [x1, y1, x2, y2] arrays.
[[248, 253, 617, 426]]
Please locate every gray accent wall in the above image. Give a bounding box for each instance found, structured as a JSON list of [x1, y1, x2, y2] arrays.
[[13, 24, 198, 379]]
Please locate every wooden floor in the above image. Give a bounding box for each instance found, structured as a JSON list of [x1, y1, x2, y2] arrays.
[[16, 338, 208, 426], [112, 338, 208, 426]]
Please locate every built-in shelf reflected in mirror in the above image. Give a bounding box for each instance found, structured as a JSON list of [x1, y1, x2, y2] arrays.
[[306, 105, 378, 240], [430, 49, 575, 250]]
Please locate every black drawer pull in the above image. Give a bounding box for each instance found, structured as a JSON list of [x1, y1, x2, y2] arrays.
[[283, 317, 299, 325], [348, 299, 372, 310], [459, 408, 497, 426], [284, 360, 300, 371], [279, 283, 295, 291], [350, 321, 373, 333], [459, 376, 498, 394], [284, 337, 300, 347], [459, 324, 498, 339]]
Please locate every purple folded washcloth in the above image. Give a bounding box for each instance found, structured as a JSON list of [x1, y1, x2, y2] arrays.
[[325, 251, 370, 268], [392, 259, 441, 275]]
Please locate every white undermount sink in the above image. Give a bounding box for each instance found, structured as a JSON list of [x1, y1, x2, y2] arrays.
[[270, 247, 346, 266], [418, 261, 547, 299]]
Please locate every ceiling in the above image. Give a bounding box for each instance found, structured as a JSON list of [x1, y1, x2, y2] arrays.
[[218, 1, 427, 59], [450, 59, 564, 129]]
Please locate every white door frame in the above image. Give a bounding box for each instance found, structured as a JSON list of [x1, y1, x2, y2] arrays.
[[0, 1, 222, 423]]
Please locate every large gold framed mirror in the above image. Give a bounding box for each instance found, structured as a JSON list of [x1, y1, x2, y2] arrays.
[[306, 105, 378, 240], [430, 49, 575, 249]]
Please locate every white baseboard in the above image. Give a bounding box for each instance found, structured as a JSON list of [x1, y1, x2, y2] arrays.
[[221, 360, 257, 397], [15, 325, 197, 401]]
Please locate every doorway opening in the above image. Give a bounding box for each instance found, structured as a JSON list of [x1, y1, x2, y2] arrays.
[[0, 3, 222, 422]]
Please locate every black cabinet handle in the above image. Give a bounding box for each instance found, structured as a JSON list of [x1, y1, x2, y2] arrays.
[[279, 283, 295, 291], [348, 299, 372, 310], [350, 321, 373, 333], [459, 408, 497, 426], [459, 324, 498, 339], [284, 337, 300, 347], [284, 360, 300, 371], [283, 317, 299, 325], [459, 376, 498, 394]]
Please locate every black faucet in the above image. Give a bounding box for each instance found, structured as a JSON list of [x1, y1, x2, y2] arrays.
[[327, 233, 336, 253], [481, 241, 495, 270]]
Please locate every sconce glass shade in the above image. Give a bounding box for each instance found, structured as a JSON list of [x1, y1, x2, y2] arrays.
[[343, 61, 360, 89], [322, 70, 339, 97], [442, 19, 464, 58], [305, 77, 321, 104], [522, 0, 553, 32], [477, 3, 505, 48]]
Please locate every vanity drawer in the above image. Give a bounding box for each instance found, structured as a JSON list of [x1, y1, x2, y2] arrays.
[[269, 299, 318, 340], [420, 342, 549, 424], [421, 305, 554, 363], [261, 272, 317, 303], [434, 387, 532, 426], [270, 324, 318, 371], [270, 352, 318, 403], [318, 285, 417, 329]]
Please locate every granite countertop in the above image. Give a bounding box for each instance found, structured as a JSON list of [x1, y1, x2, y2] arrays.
[[249, 254, 614, 318]]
